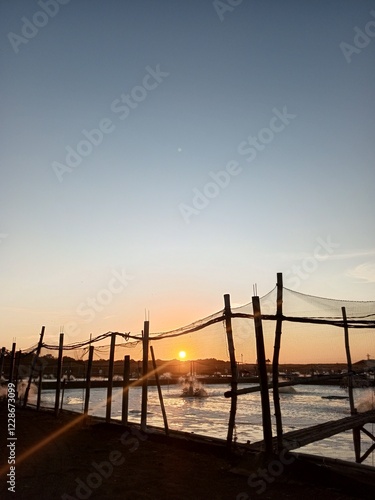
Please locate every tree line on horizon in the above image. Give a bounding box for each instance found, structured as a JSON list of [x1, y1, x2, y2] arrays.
[[0, 351, 350, 380]]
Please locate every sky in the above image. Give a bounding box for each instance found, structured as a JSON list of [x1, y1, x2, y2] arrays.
[[0, 0, 374, 360]]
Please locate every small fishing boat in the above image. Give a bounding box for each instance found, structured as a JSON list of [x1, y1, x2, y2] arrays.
[[181, 380, 208, 398], [180, 361, 208, 398]]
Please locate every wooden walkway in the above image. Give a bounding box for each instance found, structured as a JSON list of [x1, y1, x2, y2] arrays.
[[248, 409, 375, 452]]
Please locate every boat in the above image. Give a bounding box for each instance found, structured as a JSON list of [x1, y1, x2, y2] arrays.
[[180, 361, 208, 398], [181, 380, 208, 398]]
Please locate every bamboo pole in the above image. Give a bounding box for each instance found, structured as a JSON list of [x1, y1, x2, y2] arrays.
[[106, 332, 116, 423], [84, 345, 94, 415], [141, 321, 150, 432], [253, 296, 273, 455], [8, 342, 16, 386], [224, 294, 238, 450], [24, 326, 45, 407], [122, 355, 130, 425], [272, 273, 283, 451], [150, 345, 169, 436], [342, 306, 360, 462], [54, 333, 64, 416]]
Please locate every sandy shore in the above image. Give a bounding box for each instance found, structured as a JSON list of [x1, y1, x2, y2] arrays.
[[0, 402, 372, 499]]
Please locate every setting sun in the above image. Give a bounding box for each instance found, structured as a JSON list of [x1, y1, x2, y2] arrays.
[[178, 350, 186, 359]]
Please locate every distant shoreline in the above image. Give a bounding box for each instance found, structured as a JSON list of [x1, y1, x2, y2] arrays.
[[1, 375, 350, 390]]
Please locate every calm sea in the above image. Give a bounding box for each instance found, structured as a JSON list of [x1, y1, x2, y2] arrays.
[[38, 383, 375, 466]]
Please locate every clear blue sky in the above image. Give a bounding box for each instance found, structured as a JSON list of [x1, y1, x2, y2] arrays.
[[1, 0, 374, 352]]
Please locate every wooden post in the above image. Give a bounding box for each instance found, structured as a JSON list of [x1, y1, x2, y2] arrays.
[[37, 370, 42, 411], [141, 321, 150, 432], [342, 306, 360, 462], [272, 273, 283, 451], [0, 347, 5, 380], [24, 326, 45, 407], [106, 332, 116, 423], [353, 427, 361, 463], [8, 342, 16, 386], [342, 307, 356, 415], [224, 294, 238, 450], [14, 350, 22, 400], [54, 333, 64, 416], [122, 355, 130, 425], [253, 296, 273, 455], [60, 378, 66, 411], [15, 349, 22, 383], [84, 345, 94, 415], [150, 345, 169, 436]]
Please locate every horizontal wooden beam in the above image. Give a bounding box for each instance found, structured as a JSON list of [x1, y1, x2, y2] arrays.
[[248, 410, 375, 452]]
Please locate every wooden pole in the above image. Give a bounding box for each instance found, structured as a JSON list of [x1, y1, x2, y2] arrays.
[[353, 426, 362, 463], [15, 349, 22, 381], [224, 294, 238, 449], [0, 347, 5, 380], [54, 333, 64, 416], [342, 307, 356, 415], [253, 296, 273, 455], [272, 273, 283, 451], [14, 350, 22, 399], [37, 370, 42, 411], [84, 345, 94, 415], [122, 355, 130, 425], [8, 342, 16, 386], [141, 321, 150, 432], [24, 326, 45, 407], [106, 332, 116, 423], [60, 379, 66, 411], [150, 345, 169, 436], [342, 306, 360, 462]]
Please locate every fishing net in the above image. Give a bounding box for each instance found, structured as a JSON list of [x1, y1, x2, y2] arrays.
[[2, 284, 375, 379], [2, 283, 374, 459]]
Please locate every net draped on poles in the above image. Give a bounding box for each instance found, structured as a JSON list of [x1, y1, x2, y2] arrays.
[[19, 285, 375, 369]]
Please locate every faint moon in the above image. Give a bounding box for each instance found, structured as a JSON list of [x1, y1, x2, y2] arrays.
[[177, 148, 182, 153]]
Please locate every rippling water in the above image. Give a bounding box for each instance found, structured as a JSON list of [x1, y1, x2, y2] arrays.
[[39, 383, 375, 466]]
